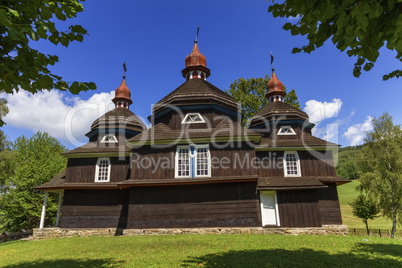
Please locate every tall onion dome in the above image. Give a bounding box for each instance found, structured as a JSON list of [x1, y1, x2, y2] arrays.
[[86, 78, 146, 141], [181, 40, 211, 81], [265, 71, 286, 103]]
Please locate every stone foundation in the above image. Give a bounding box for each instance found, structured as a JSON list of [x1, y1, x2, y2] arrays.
[[33, 225, 348, 240], [33, 228, 123, 240]]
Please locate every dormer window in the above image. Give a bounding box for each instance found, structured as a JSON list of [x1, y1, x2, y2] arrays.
[[278, 126, 296, 135], [101, 134, 118, 143], [95, 158, 111, 182], [181, 113, 205, 124]]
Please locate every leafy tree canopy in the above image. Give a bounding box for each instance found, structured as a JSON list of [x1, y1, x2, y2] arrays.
[[226, 75, 300, 126], [0, 99, 12, 194], [268, 0, 402, 80], [0, 98, 9, 134], [0, 132, 66, 231], [358, 113, 402, 238], [0, 0, 96, 95], [335, 145, 362, 180], [350, 194, 379, 235]]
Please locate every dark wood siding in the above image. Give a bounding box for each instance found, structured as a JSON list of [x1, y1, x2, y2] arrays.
[[317, 184, 342, 224], [131, 147, 175, 180], [255, 150, 336, 177], [299, 151, 336, 177], [276, 190, 321, 227], [256, 151, 284, 177], [127, 182, 260, 228], [61, 189, 129, 228], [66, 157, 130, 183], [210, 143, 256, 177]]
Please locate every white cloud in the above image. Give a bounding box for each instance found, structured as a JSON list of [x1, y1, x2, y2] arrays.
[[343, 116, 373, 146], [0, 90, 116, 147], [312, 121, 340, 144], [304, 98, 343, 124]]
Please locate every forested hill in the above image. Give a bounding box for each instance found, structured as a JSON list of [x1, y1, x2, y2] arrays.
[[335, 145, 363, 180]]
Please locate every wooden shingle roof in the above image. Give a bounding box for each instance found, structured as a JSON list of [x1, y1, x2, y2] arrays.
[[127, 119, 262, 144], [153, 78, 239, 114], [62, 142, 131, 156], [88, 107, 146, 136], [250, 101, 309, 128], [258, 133, 339, 148]]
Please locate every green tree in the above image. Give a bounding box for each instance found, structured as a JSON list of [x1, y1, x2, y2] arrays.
[[226, 75, 300, 126], [336, 146, 362, 180], [0, 132, 66, 231], [358, 113, 402, 238], [268, 0, 402, 80], [0, 1, 96, 95], [350, 194, 379, 235], [0, 99, 13, 192], [0, 98, 9, 139]]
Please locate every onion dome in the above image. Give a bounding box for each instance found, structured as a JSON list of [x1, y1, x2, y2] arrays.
[[266, 72, 286, 103], [112, 79, 133, 108], [86, 79, 145, 139], [181, 41, 211, 80]]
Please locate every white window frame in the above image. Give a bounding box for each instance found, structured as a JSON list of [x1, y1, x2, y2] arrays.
[[283, 151, 301, 177], [100, 134, 118, 143], [278, 125, 296, 135], [175, 144, 211, 178], [181, 113, 206, 124], [95, 158, 111, 182], [175, 146, 191, 178]]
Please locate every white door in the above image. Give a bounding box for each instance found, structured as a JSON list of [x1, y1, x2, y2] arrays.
[[260, 191, 279, 226]]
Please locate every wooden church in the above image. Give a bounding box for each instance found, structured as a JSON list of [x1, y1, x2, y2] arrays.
[[36, 39, 349, 231]]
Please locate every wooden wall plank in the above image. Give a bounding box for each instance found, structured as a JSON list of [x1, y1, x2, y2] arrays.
[[127, 182, 260, 228], [277, 190, 321, 227]]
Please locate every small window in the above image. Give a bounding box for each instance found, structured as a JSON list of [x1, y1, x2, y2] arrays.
[[101, 134, 118, 143], [283, 151, 301, 177], [175, 145, 211, 178], [181, 113, 206, 124], [95, 158, 111, 182], [278, 126, 296, 135], [177, 147, 190, 177]]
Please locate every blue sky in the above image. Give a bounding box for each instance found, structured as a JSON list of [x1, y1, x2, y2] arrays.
[[1, 0, 401, 149]]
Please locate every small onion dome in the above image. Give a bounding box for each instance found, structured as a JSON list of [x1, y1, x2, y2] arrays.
[[181, 41, 211, 80], [185, 42, 207, 67], [265, 72, 286, 101], [112, 79, 133, 108]]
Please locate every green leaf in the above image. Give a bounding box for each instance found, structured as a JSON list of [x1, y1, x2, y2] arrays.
[[0, 9, 11, 27], [283, 22, 292, 31], [8, 8, 19, 17], [87, 82, 97, 90], [363, 62, 374, 71], [292, 47, 302, 53]]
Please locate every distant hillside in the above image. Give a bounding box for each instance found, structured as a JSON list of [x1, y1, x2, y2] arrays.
[[335, 145, 363, 180]]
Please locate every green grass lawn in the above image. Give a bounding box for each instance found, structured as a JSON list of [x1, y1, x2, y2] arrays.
[[1, 235, 402, 267], [337, 180, 393, 230]]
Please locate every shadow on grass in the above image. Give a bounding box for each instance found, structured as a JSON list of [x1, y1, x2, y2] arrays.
[[353, 243, 402, 259], [2, 258, 123, 268], [181, 244, 402, 268]]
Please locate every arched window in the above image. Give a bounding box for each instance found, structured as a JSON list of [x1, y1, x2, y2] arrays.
[[95, 158, 111, 182], [283, 151, 301, 177]]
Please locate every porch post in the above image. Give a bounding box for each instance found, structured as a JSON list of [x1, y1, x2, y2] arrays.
[[55, 191, 63, 227], [39, 192, 48, 229]]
